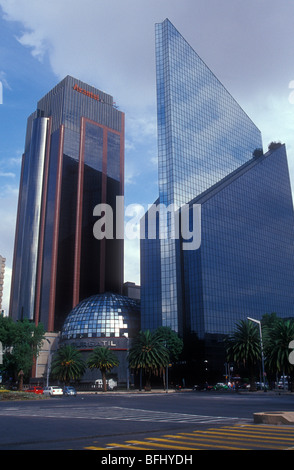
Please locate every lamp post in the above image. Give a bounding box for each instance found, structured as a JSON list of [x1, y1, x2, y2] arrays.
[[204, 359, 208, 384], [165, 342, 169, 394], [45, 338, 52, 387], [247, 317, 266, 391], [123, 333, 129, 390]]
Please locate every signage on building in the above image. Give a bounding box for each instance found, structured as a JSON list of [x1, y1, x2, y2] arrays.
[[64, 337, 127, 350], [73, 83, 100, 102]]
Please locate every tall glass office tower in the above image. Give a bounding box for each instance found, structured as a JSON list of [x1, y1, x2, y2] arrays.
[[183, 143, 294, 338], [141, 19, 294, 357], [10, 76, 125, 332]]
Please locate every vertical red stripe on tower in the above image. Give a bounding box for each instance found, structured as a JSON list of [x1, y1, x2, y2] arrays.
[[48, 124, 64, 332], [73, 117, 86, 308]]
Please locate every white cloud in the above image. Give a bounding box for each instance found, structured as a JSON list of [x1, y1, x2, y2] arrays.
[[0, 185, 18, 311], [124, 238, 140, 285], [16, 30, 47, 60], [0, 172, 15, 178], [1, 0, 293, 108], [1, 1, 294, 145], [244, 92, 294, 200]]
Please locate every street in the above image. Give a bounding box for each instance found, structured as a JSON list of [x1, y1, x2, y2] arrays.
[[0, 390, 294, 452]]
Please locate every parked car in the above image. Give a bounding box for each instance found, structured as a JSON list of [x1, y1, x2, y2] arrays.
[[43, 386, 63, 397], [255, 382, 269, 390], [278, 376, 289, 389], [63, 386, 77, 396], [26, 386, 44, 394]]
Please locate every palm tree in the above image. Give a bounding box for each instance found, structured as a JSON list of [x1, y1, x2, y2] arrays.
[[87, 347, 119, 392], [155, 326, 183, 389], [264, 319, 294, 391], [225, 320, 261, 391], [155, 326, 183, 362], [128, 330, 169, 391], [51, 345, 86, 385]]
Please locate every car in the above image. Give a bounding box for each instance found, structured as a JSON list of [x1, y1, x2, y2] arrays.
[[43, 386, 63, 397], [278, 376, 289, 389], [26, 386, 44, 394], [255, 382, 269, 390], [63, 386, 77, 396], [278, 381, 288, 389]]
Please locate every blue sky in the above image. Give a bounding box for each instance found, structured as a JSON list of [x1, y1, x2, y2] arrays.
[[0, 0, 294, 312]]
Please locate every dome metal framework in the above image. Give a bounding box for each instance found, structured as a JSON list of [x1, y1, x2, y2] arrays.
[[61, 292, 140, 340]]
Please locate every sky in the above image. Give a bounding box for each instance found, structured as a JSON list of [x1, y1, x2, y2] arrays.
[[0, 0, 293, 313]]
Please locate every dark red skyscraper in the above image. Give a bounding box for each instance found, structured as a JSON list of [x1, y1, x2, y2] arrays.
[[10, 76, 125, 332]]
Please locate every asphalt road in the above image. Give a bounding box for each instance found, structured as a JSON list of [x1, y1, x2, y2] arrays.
[[0, 390, 294, 454]]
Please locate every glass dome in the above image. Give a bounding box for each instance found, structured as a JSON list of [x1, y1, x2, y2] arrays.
[[61, 292, 140, 340]]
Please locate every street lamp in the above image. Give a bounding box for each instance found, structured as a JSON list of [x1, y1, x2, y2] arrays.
[[204, 360, 208, 384], [247, 317, 266, 391], [165, 341, 169, 394], [123, 333, 129, 390], [45, 338, 52, 387]]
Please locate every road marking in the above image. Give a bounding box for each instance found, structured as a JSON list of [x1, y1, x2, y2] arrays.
[[228, 424, 294, 434], [144, 437, 245, 450], [84, 446, 107, 450], [124, 440, 198, 450], [169, 432, 286, 450], [0, 405, 246, 424], [99, 407, 243, 423], [194, 427, 294, 442], [91, 424, 294, 450]]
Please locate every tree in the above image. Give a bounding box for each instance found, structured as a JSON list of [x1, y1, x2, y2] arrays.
[[128, 330, 169, 391], [0, 316, 45, 390], [261, 312, 279, 332], [264, 319, 294, 391], [155, 326, 183, 362], [51, 345, 86, 385], [268, 141, 282, 151], [252, 148, 263, 158], [154, 326, 183, 389], [87, 347, 119, 392], [225, 320, 261, 391]]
